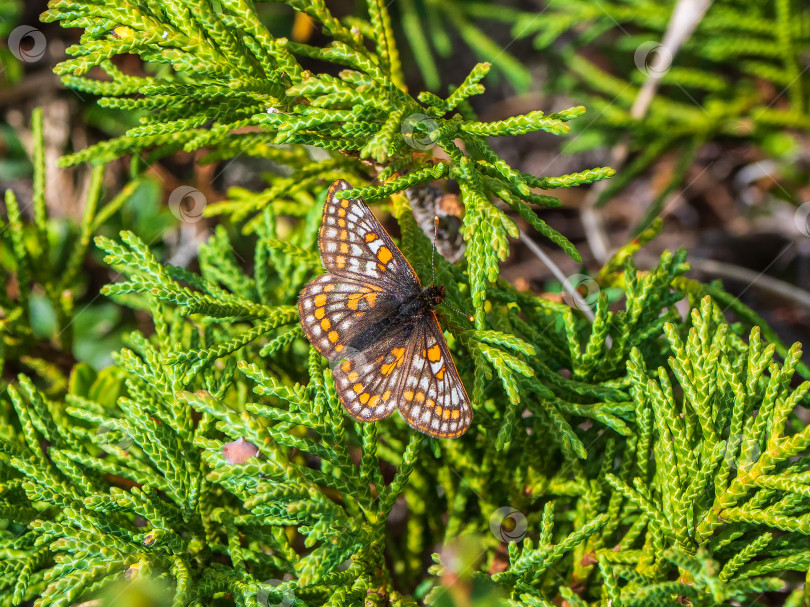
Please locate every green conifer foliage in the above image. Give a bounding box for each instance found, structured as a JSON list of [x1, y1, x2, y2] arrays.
[[0, 1, 809, 606]]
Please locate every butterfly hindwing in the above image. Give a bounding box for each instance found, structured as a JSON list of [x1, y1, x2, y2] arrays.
[[396, 314, 472, 438], [330, 325, 414, 422], [320, 180, 421, 295]]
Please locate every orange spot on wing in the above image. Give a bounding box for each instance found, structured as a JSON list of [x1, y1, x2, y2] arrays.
[[328, 331, 339, 343], [314, 294, 327, 307], [341, 361, 351, 372], [382, 390, 391, 400], [368, 395, 380, 407], [336, 255, 346, 269], [451, 410, 460, 420], [348, 371, 359, 381], [338, 208, 346, 217], [427, 345, 441, 362], [435, 366, 445, 380], [443, 409, 451, 420], [314, 308, 325, 319], [340, 242, 349, 254], [415, 392, 425, 403], [348, 293, 362, 310], [360, 393, 370, 404], [339, 230, 348, 240], [435, 405, 443, 417], [353, 383, 364, 394], [382, 347, 406, 375], [324, 284, 335, 292], [365, 292, 377, 306], [404, 390, 414, 401], [341, 199, 349, 208], [377, 246, 392, 264], [365, 232, 378, 242], [320, 318, 331, 330]]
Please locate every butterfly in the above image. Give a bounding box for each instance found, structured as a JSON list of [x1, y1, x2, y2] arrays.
[[298, 179, 472, 438]]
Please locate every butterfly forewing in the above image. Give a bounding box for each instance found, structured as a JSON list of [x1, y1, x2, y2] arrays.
[[396, 315, 472, 438], [319, 180, 421, 295]]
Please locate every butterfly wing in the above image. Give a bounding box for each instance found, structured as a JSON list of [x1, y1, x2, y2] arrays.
[[396, 314, 472, 438], [298, 273, 397, 361], [330, 324, 416, 422], [301, 179, 471, 435], [319, 180, 421, 295]]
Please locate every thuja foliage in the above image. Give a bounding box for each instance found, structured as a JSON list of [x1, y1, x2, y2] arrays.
[[2, 1, 810, 606], [0, 108, 147, 389], [41, 0, 617, 326], [6, 176, 810, 605]]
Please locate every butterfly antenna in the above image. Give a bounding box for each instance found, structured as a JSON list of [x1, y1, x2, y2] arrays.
[[431, 216, 438, 286], [444, 301, 475, 324]]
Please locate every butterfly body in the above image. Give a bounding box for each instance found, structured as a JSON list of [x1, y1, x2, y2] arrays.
[[298, 180, 472, 438], [348, 285, 445, 353]]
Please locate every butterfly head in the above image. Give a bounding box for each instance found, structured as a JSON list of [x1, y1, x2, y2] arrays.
[[422, 284, 445, 309]]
